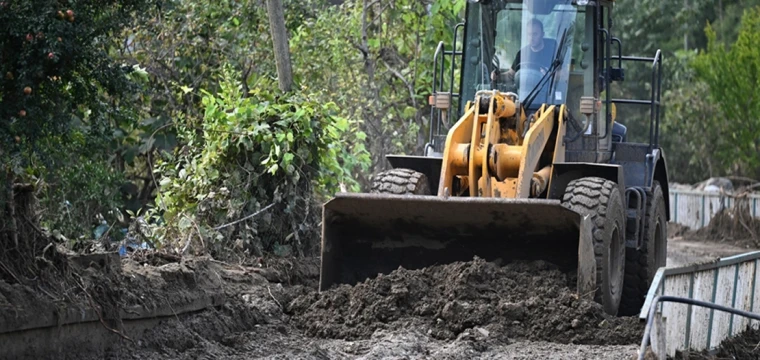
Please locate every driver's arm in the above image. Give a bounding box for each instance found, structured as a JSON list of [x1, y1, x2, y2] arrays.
[[491, 51, 520, 82]]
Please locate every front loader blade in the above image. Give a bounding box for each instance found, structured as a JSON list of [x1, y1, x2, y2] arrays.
[[319, 193, 595, 298]]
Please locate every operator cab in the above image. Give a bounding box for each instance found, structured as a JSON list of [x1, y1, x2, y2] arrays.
[[428, 0, 661, 163], [461, 0, 595, 120]]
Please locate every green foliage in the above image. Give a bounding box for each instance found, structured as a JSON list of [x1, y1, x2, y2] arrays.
[[33, 134, 127, 241], [124, 0, 324, 119], [691, 7, 760, 178], [0, 0, 150, 240], [613, 1, 760, 182], [113, 0, 462, 255], [0, 0, 149, 153], [289, 0, 464, 175], [113, 0, 322, 210], [660, 51, 726, 182], [145, 67, 369, 256]]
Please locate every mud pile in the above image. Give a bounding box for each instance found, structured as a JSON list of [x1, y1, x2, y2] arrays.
[[4, 252, 646, 359], [694, 206, 760, 248], [675, 327, 760, 359], [287, 257, 642, 345], [667, 222, 690, 238]]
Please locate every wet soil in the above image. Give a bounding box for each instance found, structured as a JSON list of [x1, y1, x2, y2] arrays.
[[82, 257, 642, 360], [11, 226, 758, 360], [666, 218, 760, 268], [666, 236, 755, 268], [2, 253, 645, 360], [674, 327, 760, 360], [287, 257, 642, 345]]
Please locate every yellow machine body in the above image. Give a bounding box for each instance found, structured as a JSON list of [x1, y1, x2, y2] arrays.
[[319, 91, 596, 299], [438, 91, 566, 199]]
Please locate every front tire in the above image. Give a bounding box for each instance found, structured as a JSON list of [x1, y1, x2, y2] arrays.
[[562, 177, 626, 316], [370, 168, 431, 195]]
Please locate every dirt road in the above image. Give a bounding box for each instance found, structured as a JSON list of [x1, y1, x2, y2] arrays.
[[5, 225, 756, 360], [110, 229, 754, 360], [95, 258, 645, 360], [666, 235, 757, 268]]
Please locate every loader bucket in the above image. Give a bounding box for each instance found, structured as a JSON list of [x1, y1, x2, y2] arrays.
[[319, 193, 596, 298]]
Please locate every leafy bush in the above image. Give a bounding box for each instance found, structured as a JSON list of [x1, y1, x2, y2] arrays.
[[660, 51, 726, 183], [0, 0, 147, 234], [0, 0, 148, 154], [288, 0, 464, 173], [31, 133, 127, 242], [0, 0, 149, 282], [143, 68, 370, 258]]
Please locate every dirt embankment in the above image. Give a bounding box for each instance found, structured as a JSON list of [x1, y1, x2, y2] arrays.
[[90, 256, 643, 360], [287, 257, 642, 345]]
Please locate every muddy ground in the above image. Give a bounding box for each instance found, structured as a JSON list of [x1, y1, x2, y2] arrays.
[[82, 257, 643, 360], [3, 222, 760, 360], [675, 327, 760, 360], [682, 205, 760, 250]]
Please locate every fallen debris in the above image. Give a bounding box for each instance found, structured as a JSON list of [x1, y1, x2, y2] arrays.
[[693, 194, 760, 248]]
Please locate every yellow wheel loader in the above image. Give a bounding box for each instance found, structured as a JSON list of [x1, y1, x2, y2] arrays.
[[320, 0, 669, 316]]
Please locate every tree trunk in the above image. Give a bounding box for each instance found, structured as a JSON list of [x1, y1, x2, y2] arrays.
[[683, 0, 689, 50], [266, 0, 293, 92]]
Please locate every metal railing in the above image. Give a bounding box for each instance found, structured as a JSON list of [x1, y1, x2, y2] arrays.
[[638, 295, 760, 360], [639, 251, 760, 357], [428, 23, 464, 154], [610, 50, 663, 150]]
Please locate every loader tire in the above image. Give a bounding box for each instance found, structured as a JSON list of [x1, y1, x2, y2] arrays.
[[562, 177, 626, 316], [619, 181, 668, 316], [371, 168, 431, 195]]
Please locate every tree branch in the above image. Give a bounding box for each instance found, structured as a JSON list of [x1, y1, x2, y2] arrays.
[[213, 203, 275, 231], [381, 59, 416, 108]]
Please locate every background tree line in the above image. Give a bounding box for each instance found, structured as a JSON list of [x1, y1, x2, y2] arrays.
[[1, 0, 759, 268], [613, 0, 760, 183]]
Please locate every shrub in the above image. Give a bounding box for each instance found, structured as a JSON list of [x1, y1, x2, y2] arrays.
[[143, 67, 370, 258]]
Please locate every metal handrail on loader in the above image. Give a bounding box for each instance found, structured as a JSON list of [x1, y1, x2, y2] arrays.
[[428, 23, 464, 155], [610, 50, 663, 150]]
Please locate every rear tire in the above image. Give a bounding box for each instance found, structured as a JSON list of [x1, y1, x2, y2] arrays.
[[562, 177, 626, 316], [371, 168, 431, 195], [619, 181, 668, 316]]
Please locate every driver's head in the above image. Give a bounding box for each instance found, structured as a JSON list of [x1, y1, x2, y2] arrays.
[[527, 19, 544, 48]]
